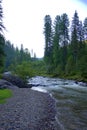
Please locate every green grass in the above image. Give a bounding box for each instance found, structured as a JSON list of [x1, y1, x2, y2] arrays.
[[0, 89, 13, 104]]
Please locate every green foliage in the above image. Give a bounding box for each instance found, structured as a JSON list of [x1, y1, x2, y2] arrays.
[[0, 89, 12, 104], [31, 60, 46, 75], [8, 58, 48, 81], [0, 1, 5, 72], [4, 41, 31, 70], [2, 10, 87, 82], [11, 62, 34, 80], [10, 59, 47, 80], [0, 35, 5, 70], [65, 55, 75, 75], [53, 15, 61, 67], [83, 17, 87, 40], [0, 73, 2, 79], [4, 39, 47, 80], [43, 11, 87, 82], [4, 41, 15, 68], [77, 53, 87, 78], [44, 15, 53, 65]]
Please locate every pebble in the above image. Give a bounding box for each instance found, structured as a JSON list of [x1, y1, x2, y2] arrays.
[[0, 88, 58, 130]]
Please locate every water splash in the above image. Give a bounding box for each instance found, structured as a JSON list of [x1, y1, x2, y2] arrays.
[[31, 86, 48, 93]]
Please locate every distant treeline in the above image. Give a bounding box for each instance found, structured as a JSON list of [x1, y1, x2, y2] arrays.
[[3, 41, 45, 79], [4, 41, 31, 68], [43, 11, 87, 81]]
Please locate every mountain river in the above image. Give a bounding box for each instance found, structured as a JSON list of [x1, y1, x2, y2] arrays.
[[28, 76, 87, 130]]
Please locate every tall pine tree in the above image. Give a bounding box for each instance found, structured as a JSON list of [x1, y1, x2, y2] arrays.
[[53, 15, 61, 68], [60, 13, 69, 71], [83, 17, 87, 40], [0, 0, 5, 71], [71, 11, 79, 64], [44, 15, 53, 73]]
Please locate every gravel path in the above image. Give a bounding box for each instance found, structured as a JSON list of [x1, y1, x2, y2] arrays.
[[0, 88, 60, 130]]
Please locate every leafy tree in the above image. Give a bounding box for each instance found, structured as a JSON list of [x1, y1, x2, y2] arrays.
[[14, 61, 34, 80]]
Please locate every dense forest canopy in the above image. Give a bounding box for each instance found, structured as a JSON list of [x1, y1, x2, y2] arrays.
[[43, 11, 87, 81], [0, 2, 87, 82]]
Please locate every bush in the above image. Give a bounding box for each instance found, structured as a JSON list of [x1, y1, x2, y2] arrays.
[[12, 62, 34, 81]]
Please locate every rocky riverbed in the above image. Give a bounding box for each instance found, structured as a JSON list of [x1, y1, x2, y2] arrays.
[[1, 74, 87, 130], [0, 87, 60, 130], [0, 73, 60, 130], [29, 76, 87, 130]]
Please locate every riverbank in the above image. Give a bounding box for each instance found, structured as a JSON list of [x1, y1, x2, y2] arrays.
[[48, 73, 87, 84], [29, 76, 87, 130], [40, 72, 87, 83], [0, 87, 61, 130]]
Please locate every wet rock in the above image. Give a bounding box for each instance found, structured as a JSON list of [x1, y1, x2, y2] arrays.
[[2, 73, 32, 88], [78, 82, 87, 87], [0, 79, 18, 89]]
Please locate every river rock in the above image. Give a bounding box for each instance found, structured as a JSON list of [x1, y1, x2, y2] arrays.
[[0, 79, 18, 89], [2, 73, 32, 88]]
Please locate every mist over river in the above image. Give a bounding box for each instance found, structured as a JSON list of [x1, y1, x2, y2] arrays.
[[28, 76, 87, 130]]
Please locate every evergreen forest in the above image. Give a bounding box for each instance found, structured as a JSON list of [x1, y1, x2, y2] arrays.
[[43, 11, 87, 82], [0, 0, 87, 83]]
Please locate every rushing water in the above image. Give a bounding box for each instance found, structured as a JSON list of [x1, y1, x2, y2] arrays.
[[28, 76, 87, 130]]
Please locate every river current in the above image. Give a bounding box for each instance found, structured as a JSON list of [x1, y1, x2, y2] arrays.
[[28, 76, 87, 130]]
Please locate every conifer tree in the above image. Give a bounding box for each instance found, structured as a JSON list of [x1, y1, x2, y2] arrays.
[[53, 15, 61, 67], [71, 11, 79, 64], [78, 21, 85, 53], [0, 0, 5, 71], [83, 17, 87, 40], [44, 15, 53, 72], [60, 13, 69, 71]]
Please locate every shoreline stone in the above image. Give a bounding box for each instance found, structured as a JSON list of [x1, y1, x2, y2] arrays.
[[0, 88, 59, 130], [0, 79, 18, 89], [2, 73, 32, 88]]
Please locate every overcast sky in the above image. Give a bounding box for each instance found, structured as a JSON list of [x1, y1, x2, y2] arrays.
[[2, 0, 87, 57]]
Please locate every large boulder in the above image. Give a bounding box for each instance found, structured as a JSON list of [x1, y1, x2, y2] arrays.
[[2, 73, 32, 88], [0, 79, 18, 89]]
